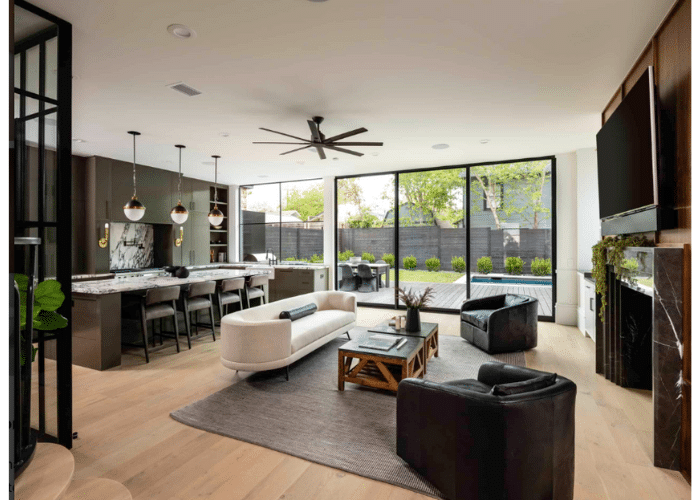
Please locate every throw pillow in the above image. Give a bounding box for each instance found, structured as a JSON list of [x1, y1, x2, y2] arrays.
[[279, 303, 318, 321], [491, 373, 557, 396]]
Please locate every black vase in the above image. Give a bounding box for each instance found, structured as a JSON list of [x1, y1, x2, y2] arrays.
[[405, 308, 421, 332]]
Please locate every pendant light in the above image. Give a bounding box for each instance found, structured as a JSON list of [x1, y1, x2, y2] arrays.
[[123, 131, 146, 221], [208, 155, 224, 226], [170, 145, 189, 224]]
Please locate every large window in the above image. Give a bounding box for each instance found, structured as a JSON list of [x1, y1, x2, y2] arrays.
[[239, 179, 324, 262]]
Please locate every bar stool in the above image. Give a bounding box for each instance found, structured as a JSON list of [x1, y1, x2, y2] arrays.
[[216, 277, 245, 324], [178, 281, 217, 348], [122, 285, 181, 363], [245, 275, 268, 308]]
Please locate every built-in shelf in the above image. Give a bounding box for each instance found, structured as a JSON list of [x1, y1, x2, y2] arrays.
[[210, 229, 227, 233], [210, 200, 228, 205], [210, 244, 227, 247]]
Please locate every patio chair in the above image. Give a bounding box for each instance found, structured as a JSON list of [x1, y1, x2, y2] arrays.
[[338, 264, 357, 291], [356, 263, 378, 293]]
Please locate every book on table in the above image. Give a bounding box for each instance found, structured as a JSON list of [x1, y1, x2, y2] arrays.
[[359, 334, 403, 351]]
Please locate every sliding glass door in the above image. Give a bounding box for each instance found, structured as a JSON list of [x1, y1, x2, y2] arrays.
[[467, 159, 555, 320], [334, 156, 555, 321]]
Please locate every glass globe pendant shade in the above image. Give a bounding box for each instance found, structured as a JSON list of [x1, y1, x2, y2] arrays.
[[124, 196, 146, 221], [208, 206, 224, 226], [170, 201, 189, 224]]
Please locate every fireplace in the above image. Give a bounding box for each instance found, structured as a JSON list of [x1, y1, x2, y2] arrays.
[[596, 246, 685, 470]]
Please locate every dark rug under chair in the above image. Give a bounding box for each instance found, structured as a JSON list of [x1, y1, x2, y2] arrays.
[[170, 335, 525, 499]]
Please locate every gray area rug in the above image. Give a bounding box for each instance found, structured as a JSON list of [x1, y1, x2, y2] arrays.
[[171, 335, 525, 499]]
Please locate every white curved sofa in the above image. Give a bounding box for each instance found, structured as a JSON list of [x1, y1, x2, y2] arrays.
[[220, 291, 356, 374]]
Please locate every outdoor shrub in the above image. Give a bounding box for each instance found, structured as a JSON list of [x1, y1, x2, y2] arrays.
[[309, 254, 324, 263], [403, 255, 417, 270], [477, 256, 493, 274], [381, 253, 395, 268], [338, 250, 354, 261], [362, 252, 376, 263], [505, 257, 524, 275], [451, 256, 466, 273], [425, 257, 441, 272], [531, 257, 552, 276], [284, 257, 297, 261]]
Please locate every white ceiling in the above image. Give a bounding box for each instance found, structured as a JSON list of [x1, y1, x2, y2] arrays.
[[25, 0, 674, 185]]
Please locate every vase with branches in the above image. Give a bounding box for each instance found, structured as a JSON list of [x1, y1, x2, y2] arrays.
[[398, 287, 435, 331]]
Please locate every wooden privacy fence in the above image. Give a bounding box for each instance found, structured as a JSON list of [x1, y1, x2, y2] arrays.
[[338, 227, 552, 274]]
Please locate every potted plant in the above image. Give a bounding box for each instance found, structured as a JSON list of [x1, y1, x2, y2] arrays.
[[398, 286, 435, 332]]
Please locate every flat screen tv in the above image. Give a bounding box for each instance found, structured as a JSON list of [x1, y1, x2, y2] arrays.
[[596, 66, 671, 235]]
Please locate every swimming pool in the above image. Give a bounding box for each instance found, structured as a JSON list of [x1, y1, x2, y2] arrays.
[[471, 277, 552, 286]]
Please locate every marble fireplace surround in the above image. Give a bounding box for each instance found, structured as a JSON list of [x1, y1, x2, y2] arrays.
[[595, 246, 685, 470]]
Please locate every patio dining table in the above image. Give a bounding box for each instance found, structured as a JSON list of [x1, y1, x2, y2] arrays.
[[338, 261, 391, 288]]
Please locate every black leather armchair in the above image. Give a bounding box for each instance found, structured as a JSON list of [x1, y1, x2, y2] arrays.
[[460, 293, 538, 353], [397, 362, 576, 500]]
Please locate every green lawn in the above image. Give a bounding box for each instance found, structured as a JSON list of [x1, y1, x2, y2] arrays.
[[388, 269, 464, 284]]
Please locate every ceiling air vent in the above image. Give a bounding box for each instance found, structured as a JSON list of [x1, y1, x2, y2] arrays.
[[167, 82, 202, 97]]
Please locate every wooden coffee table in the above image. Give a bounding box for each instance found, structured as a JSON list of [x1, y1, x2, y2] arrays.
[[375, 321, 439, 374], [338, 333, 425, 393]]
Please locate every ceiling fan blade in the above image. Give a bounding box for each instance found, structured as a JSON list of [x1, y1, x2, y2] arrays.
[[323, 128, 368, 143], [322, 144, 364, 157], [259, 127, 309, 142], [279, 145, 313, 155], [328, 141, 384, 147], [307, 120, 321, 142], [253, 142, 310, 144], [316, 146, 326, 160]]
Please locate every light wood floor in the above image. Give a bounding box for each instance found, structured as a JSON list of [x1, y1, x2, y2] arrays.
[[54, 308, 689, 500]]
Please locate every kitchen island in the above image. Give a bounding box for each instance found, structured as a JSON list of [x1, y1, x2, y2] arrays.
[[69, 267, 273, 370]]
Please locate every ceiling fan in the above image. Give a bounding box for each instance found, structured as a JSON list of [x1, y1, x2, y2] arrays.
[[254, 116, 383, 160]]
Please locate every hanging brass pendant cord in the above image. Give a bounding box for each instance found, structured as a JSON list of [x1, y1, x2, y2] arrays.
[[213, 156, 218, 207], [178, 146, 183, 202], [132, 132, 137, 198]]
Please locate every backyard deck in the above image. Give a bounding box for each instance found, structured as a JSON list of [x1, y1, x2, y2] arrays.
[[349, 281, 553, 317]]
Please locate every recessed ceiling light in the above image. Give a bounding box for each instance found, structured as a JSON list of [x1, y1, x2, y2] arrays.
[[480, 139, 490, 144], [370, 152, 380, 156], [296, 161, 305, 165], [219, 132, 230, 138], [167, 24, 196, 39], [432, 143, 449, 150], [258, 175, 269, 178], [333, 157, 339, 161], [72, 138, 85, 143]]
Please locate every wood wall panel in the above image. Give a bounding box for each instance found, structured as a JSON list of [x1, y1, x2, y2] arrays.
[[600, 0, 690, 482]]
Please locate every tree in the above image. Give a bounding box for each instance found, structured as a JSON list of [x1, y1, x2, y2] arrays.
[[283, 184, 324, 221], [469, 161, 551, 229], [337, 178, 363, 206], [392, 169, 465, 226], [347, 207, 383, 228]]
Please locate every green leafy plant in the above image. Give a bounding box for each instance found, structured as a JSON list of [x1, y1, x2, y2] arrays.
[[505, 257, 524, 275], [530, 257, 552, 276], [309, 254, 324, 263], [403, 255, 417, 270], [477, 256, 493, 274], [361, 252, 376, 263], [338, 250, 355, 261], [451, 256, 466, 273], [592, 236, 651, 322], [14, 275, 68, 365], [425, 257, 441, 272], [398, 286, 435, 309], [381, 253, 395, 268]]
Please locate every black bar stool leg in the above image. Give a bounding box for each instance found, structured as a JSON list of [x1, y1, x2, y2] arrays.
[[172, 300, 181, 353], [140, 305, 150, 363], [183, 304, 193, 350]]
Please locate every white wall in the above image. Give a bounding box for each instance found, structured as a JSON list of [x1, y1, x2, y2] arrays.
[[555, 152, 578, 325], [323, 177, 336, 286], [228, 184, 239, 262], [575, 148, 600, 272]]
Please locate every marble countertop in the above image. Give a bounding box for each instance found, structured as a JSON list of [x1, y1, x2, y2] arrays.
[[72, 268, 272, 296]]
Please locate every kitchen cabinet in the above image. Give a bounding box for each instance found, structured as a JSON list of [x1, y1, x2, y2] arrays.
[[269, 267, 328, 302], [191, 179, 210, 213], [109, 159, 135, 223], [93, 157, 112, 220]]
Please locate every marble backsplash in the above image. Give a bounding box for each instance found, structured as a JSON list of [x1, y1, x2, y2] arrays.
[[110, 222, 154, 270]]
